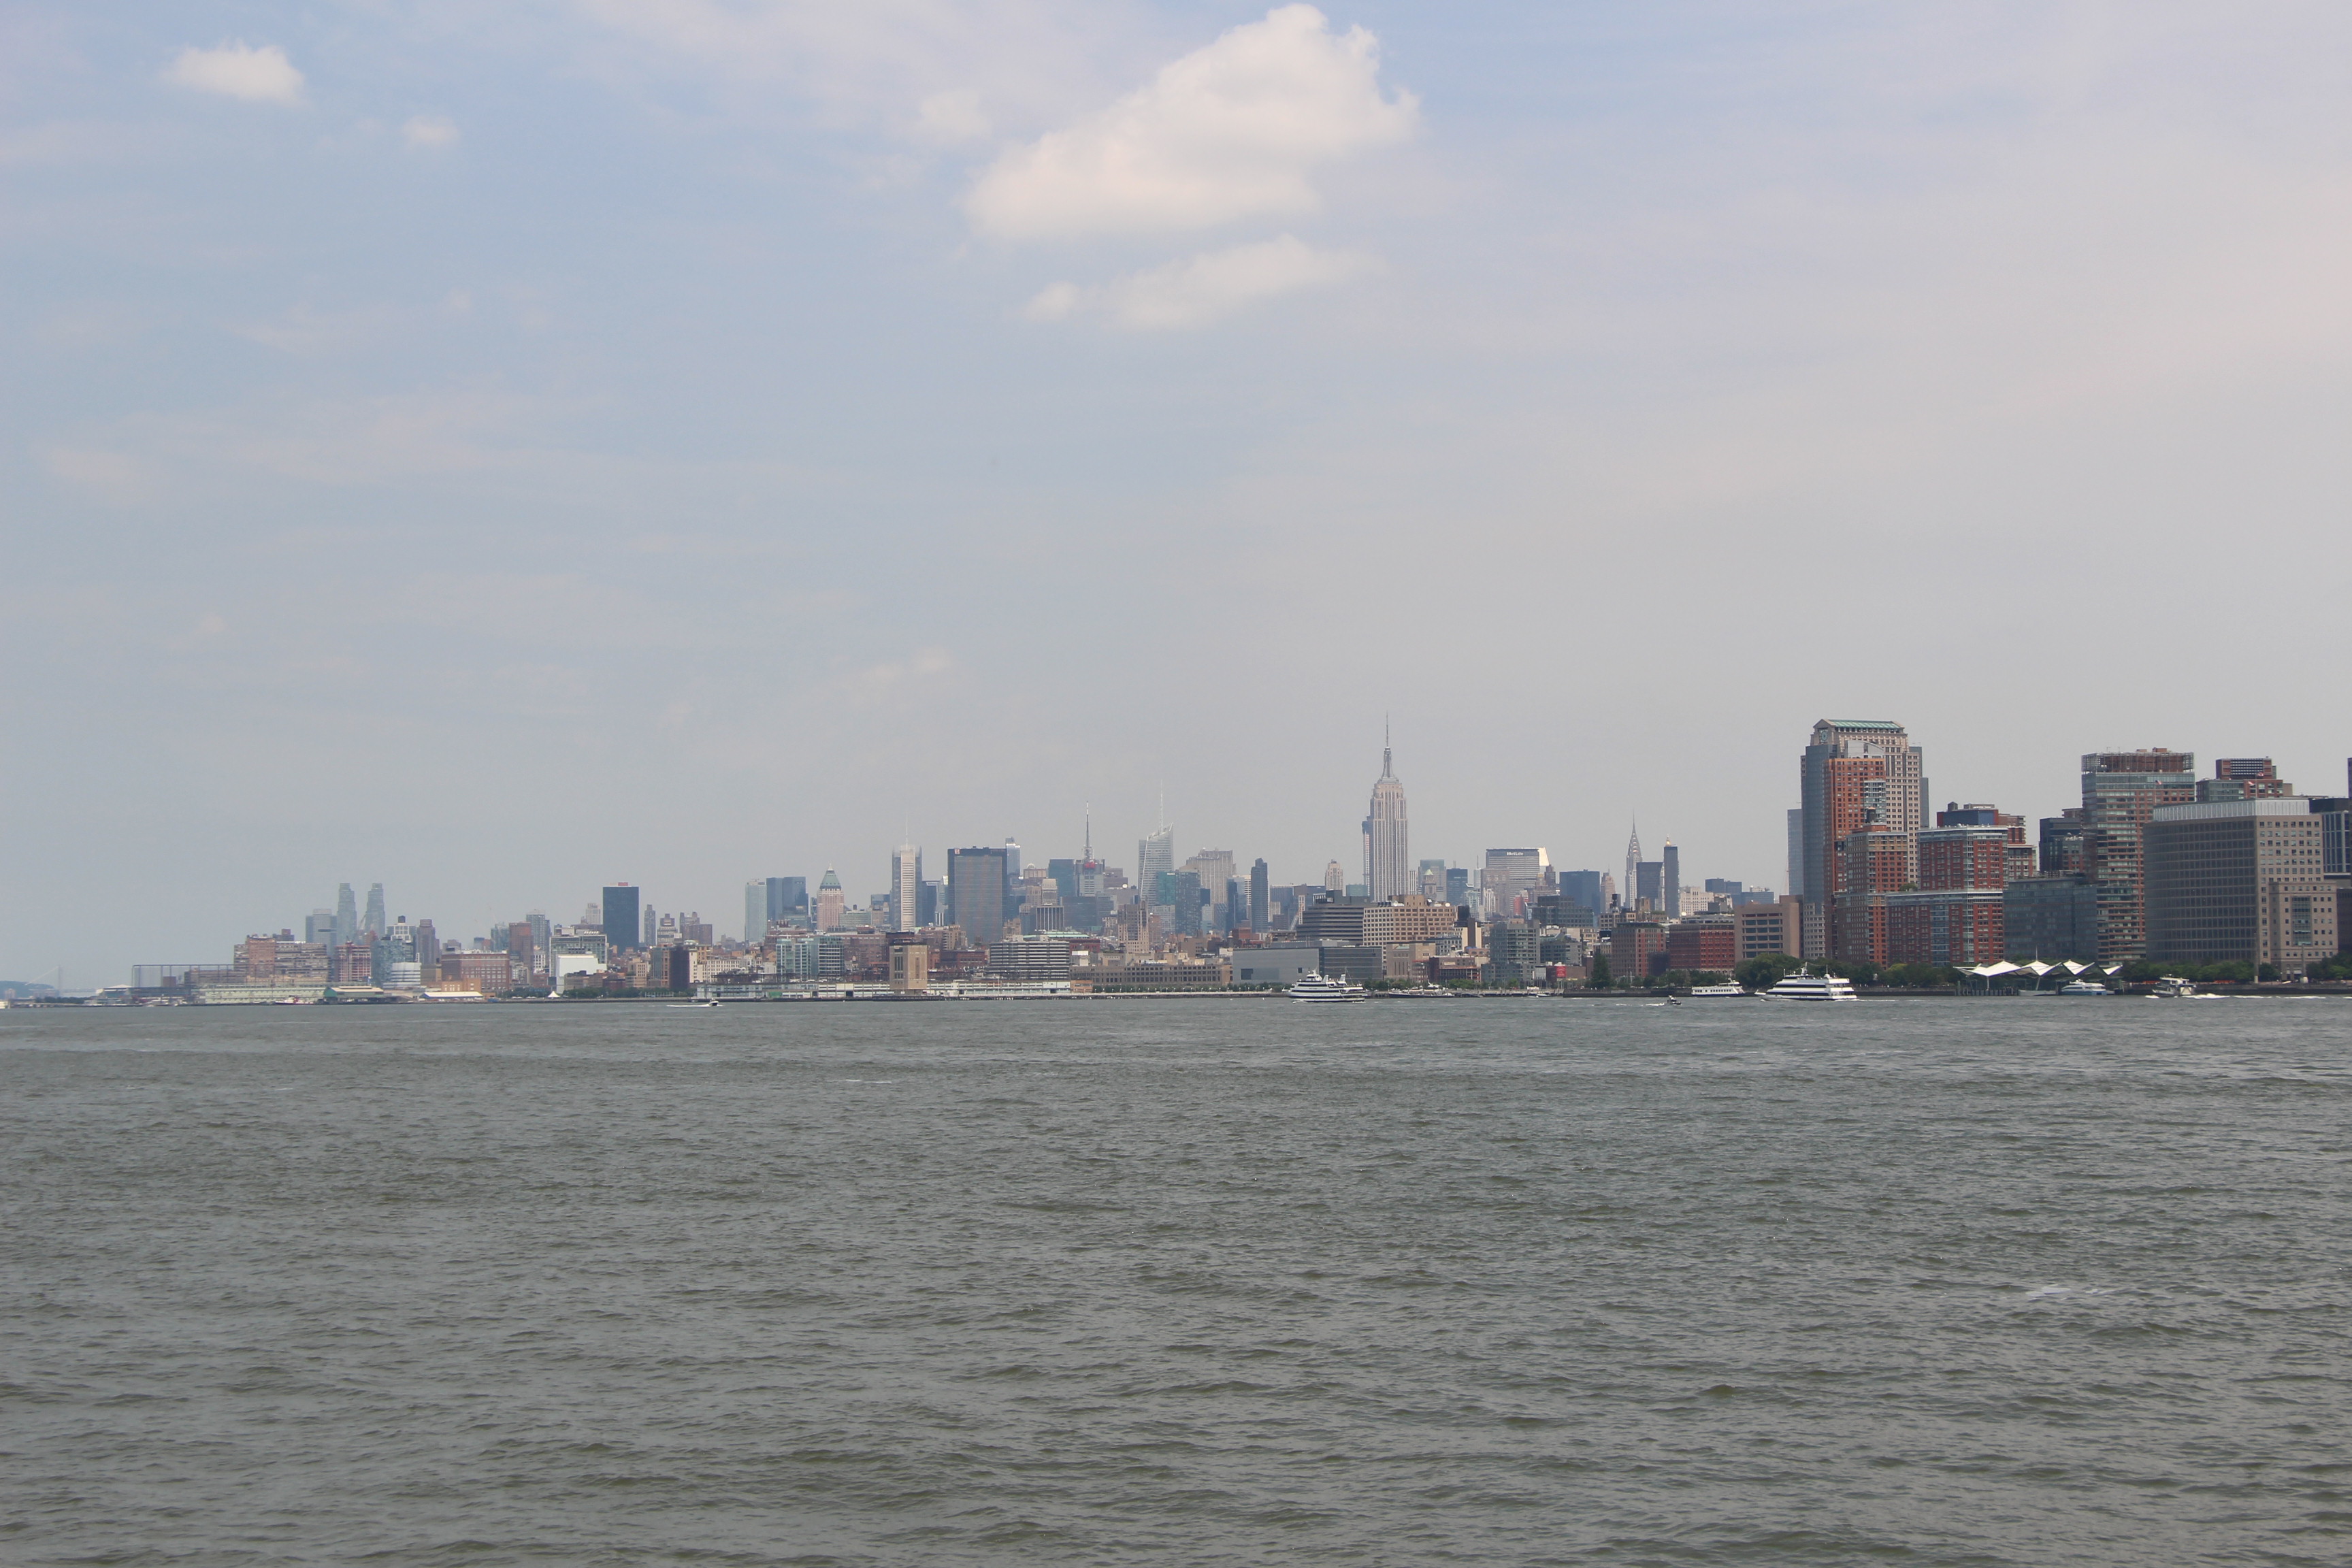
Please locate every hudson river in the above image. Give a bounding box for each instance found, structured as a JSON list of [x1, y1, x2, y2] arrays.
[[6, 999, 2349, 1565]]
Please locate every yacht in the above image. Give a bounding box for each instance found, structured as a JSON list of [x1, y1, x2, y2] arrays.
[[1760, 968, 1859, 1001], [1287, 975, 1369, 1003], [2057, 979, 2112, 996], [1686, 983, 1747, 998]]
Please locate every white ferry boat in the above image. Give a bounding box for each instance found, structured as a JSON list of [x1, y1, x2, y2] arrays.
[[1288, 975, 1369, 1003], [1760, 968, 1858, 1001], [2057, 979, 2112, 996], [1686, 983, 1747, 998]]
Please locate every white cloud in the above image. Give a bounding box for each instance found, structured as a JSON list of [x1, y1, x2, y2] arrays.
[[1024, 235, 1375, 330], [403, 115, 461, 150], [914, 89, 990, 146], [161, 42, 307, 107], [966, 4, 1416, 241], [571, 0, 1120, 137]]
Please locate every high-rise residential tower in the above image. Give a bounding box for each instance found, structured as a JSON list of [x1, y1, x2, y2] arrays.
[[363, 883, 387, 938], [2081, 749, 2195, 959], [1365, 729, 1409, 900], [1799, 719, 1923, 958], [334, 883, 359, 947]]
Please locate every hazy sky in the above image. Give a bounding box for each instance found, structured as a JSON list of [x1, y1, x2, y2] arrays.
[[7, 2, 2352, 982]]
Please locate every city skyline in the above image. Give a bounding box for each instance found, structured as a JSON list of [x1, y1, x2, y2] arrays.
[[7, 5, 2352, 981], [44, 719, 2352, 990]]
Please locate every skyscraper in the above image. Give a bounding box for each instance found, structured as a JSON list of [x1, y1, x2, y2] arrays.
[[1662, 842, 1682, 917], [2082, 749, 2195, 959], [947, 847, 1010, 940], [363, 883, 386, 938], [1366, 728, 1409, 899], [813, 868, 846, 932], [1250, 859, 1270, 931], [1139, 819, 1175, 905], [1799, 719, 1923, 958], [601, 884, 641, 951], [744, 881, 767, 943], [1623, 823, 1641, 913], [334, 883, 359, 947], [889, 845, 922, 932]]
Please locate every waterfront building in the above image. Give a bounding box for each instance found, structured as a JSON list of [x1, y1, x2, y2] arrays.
[[1885, 821, 2010, 964], [1610, 919, 1669, 981], [1833, 827, 1910, 966], [1736, 896, 1803, 961], [601, 884, 642, 951], [1799, 719, 1923, 958], [2082, 750, 2196, 959], [887, 936, 930, 992], [2004, 877, 2100, 960], [2146, 798, 2338, 975], [1297, 895, 1461, 947], [1664, 917, 1735, 974], [1366, 734, 1410, 900], [988, 936, 1072, 983], [1231, 947, 1320, 987], [1489, 921, 1542, 984], [438, 951, 514, 996]]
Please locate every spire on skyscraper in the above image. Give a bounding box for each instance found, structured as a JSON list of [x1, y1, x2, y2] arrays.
[[1367, 725, 1409, 899]]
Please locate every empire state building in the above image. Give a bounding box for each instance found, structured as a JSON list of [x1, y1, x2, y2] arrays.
[[1365, 732, 1410, 900]]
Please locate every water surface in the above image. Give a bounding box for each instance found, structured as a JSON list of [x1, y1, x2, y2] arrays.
[[5, 998, 2348, 1565]]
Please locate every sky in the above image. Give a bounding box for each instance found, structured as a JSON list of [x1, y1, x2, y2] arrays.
[[5, 1, 2352, 983]]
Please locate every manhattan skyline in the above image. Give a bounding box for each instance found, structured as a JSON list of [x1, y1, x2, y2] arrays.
[[7, 5, 2352, 979]]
